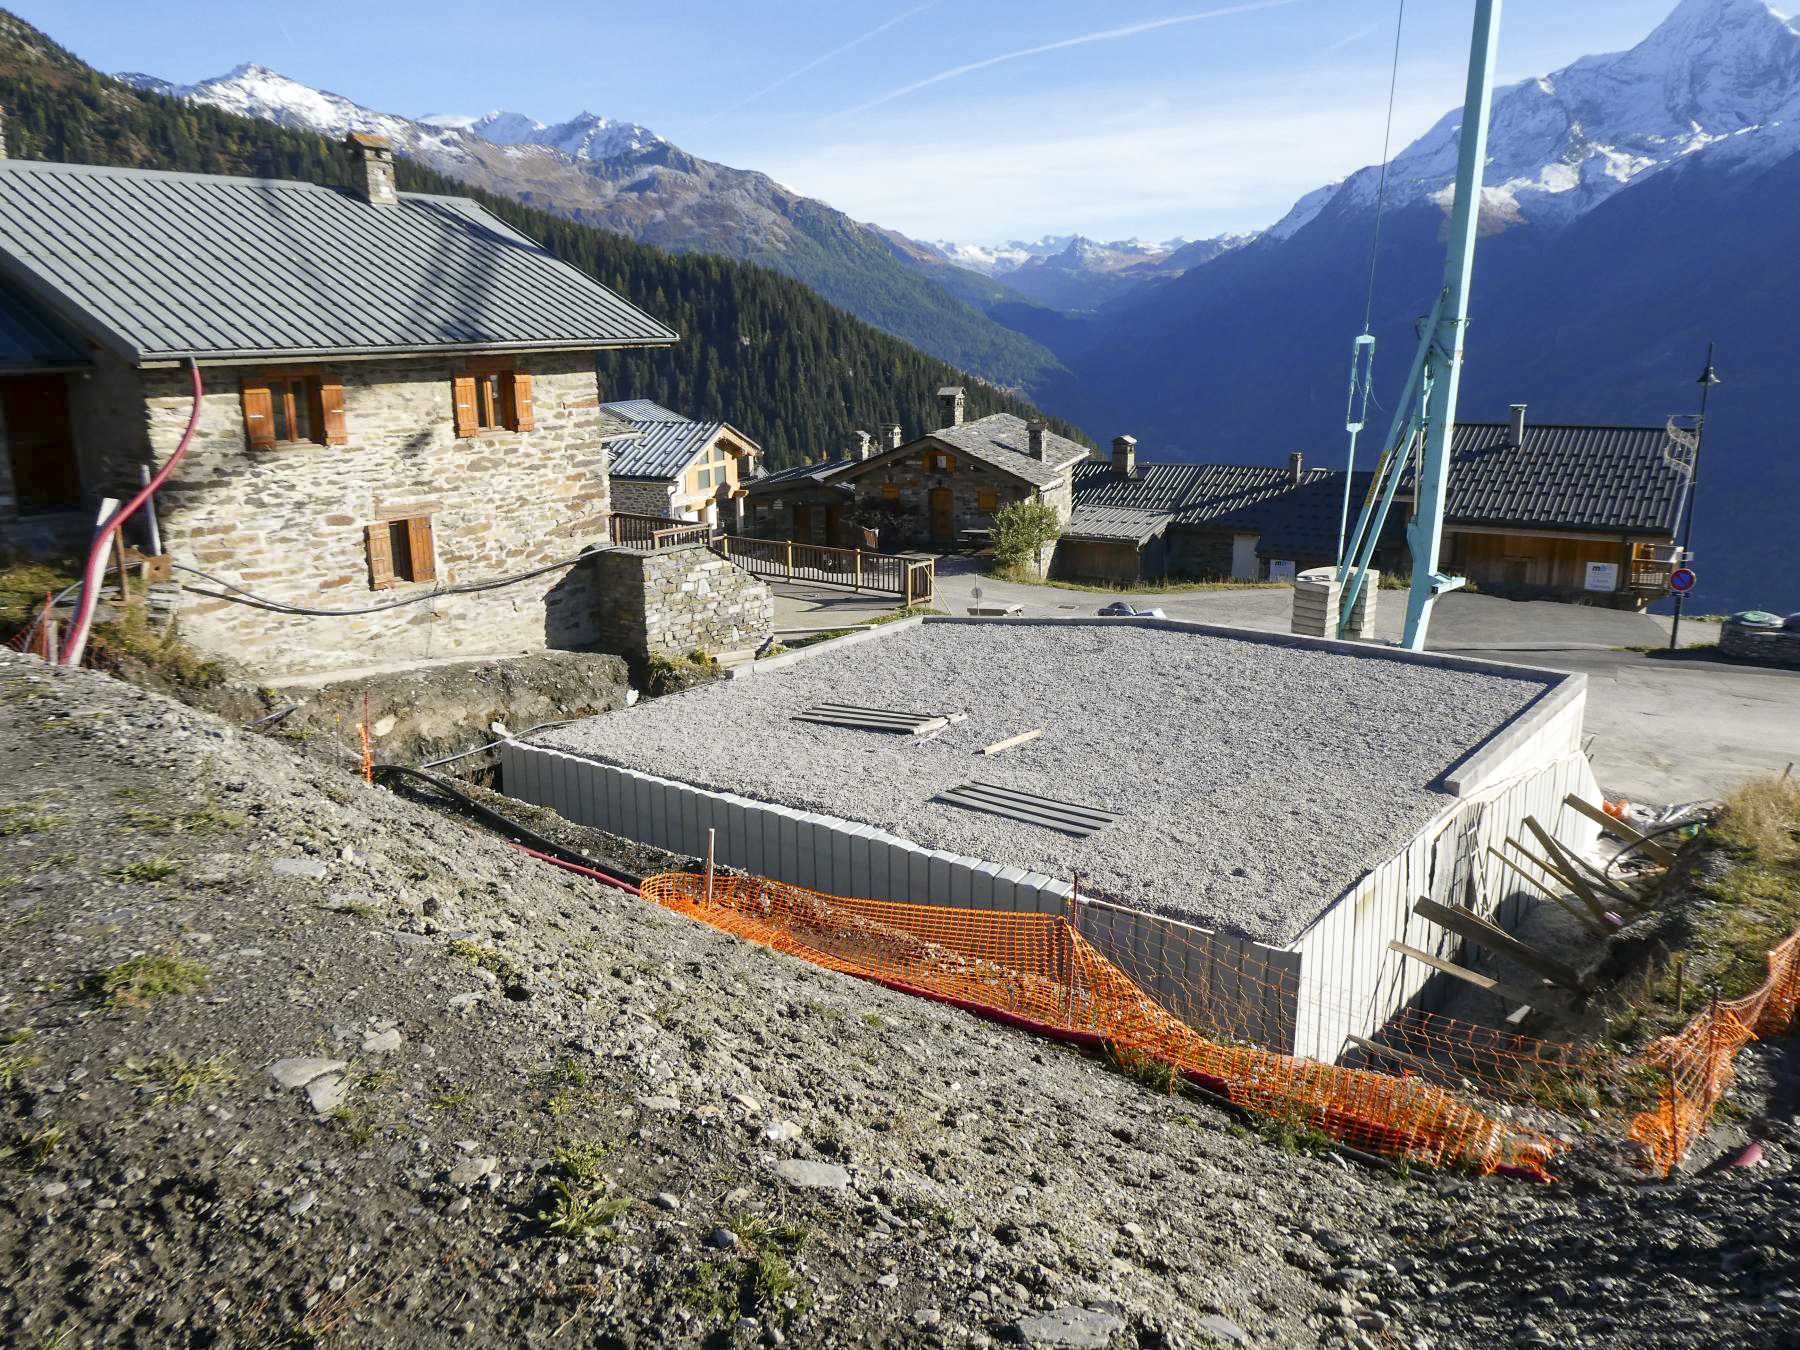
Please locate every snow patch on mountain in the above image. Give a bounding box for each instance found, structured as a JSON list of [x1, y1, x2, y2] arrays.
[[927, 233, 1196, 276]]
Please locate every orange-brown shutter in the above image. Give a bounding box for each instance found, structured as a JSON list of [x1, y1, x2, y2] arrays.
[[241, 380, 276, 450], [508, 370, 534, 431], [318, 375, 347, 444], [451, 374, 478, 437], [406, 517, 437, 583], [365, 522, 396, 589]]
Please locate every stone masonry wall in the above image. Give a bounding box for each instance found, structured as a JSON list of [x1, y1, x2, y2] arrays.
[[610, 477, 676, 519], [96, 351, 613, 676], [591, 544, 773, 663], [839, 444, 1065, 550]]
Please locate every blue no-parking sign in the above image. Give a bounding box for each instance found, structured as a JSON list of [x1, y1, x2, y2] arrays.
[[1669, 567, 1697, 594]]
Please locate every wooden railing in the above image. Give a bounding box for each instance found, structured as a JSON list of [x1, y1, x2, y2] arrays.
[[608, 512, 712, 551], [717, 534, 935, 606], [1629, 562, 1674, 593]]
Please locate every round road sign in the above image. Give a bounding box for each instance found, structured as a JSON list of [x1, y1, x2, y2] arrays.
[[1669, 567, 1697, 594]]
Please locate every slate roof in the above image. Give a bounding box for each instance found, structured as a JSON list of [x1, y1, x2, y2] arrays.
[[0, 159, 677, 364], [0, 279, 88, 371], [1433, 423, 1688, 535], [921, 414, 1090, 489]]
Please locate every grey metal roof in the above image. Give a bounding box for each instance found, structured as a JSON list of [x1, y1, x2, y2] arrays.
[[0, 279, 88, 371], [1062, 504, 1175, 545], [602, 398, 689, 423], [608, 419, 726, 480], [744, 456, 854, 493], [1434, 423, 1688, 535], [0, 159, 677, 364]]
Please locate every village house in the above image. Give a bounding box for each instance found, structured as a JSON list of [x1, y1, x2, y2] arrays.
[[742, 386, 1089, 552], [1414, 408, 1687, 607], [0, 138, 719, 675], [601, 399, 761, 530]]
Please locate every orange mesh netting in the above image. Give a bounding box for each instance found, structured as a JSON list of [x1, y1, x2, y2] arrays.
[[1629, 929, 1800, 1174], [637, 872, 1561, 1179]]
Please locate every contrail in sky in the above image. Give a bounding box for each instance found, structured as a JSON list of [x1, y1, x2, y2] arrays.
[[834, 0, 1308, 119], [1320, 19, 1386, 55], [685, 0, 943, 132]]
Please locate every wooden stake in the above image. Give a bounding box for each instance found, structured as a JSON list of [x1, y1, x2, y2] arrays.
[[1485, 845, 1611, 936], [1562, 793, 1679, 867], [1388, 939, 1554, 1014], [981, 728, 1043, 756], [704, 828, 716, 908], [1413, 896, 1586, 991]]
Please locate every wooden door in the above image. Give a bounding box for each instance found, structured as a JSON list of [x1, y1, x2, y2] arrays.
[[825, 505, 842, 549], [792, 503, 813, 543], [929, 488, 955, 544], [1, 376, 80, 513]]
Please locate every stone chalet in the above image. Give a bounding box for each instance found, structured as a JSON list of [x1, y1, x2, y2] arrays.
[[601, 399, 761, 530], [743, 386, 1089, 552], [0, 138, 710, 675]]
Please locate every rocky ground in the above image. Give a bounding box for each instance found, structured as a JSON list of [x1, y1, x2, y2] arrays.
[[1, 650, 1795, 1348]]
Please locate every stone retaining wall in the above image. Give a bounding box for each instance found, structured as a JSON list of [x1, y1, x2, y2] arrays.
[[591, 544, 773, 662], [1721, 622, 1800, 669]]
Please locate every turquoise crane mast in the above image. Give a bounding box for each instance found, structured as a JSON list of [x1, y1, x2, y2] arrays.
[[1336, 0, 1503, 651]]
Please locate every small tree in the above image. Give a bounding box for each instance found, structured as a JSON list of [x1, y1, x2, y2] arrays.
[[991, 499, 1062, 577]]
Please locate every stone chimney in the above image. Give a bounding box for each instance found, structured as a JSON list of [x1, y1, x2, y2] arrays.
[[1289, 450, 1304, 484], [1112, 434, 1137, 478], [1509, 403, 1528, 445], [936, 385, 965, 429], [1027, 420, 1051, 461], [345, 132, 398, 206], [852, 429, 873, 461], [879, 422, 903, 451]]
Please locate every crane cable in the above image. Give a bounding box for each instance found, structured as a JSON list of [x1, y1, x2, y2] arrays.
[[1361, 0, 1408, 334]]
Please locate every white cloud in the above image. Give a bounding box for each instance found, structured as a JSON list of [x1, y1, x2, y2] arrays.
[[764, 69, 1457, 241]]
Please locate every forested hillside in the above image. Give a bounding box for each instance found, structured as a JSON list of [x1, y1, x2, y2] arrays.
[[0, 11, 1086, 469]]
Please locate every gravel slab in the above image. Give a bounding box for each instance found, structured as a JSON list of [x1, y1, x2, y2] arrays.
[[535, 621, 1557, 944]]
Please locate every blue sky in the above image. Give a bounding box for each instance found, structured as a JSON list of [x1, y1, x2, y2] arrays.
[[22, 0, 1688, 242]]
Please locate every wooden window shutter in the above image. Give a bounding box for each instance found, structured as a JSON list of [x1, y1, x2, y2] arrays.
[[451, 374, 478, 437], [318, 375, 347, 444], [366, 522, 397, 589], [508, 371, 535, 432], [241, 380, 276, 450], [406, 517, 437, 583]]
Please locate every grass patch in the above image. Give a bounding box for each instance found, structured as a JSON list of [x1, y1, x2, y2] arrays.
[[119, 1053, 230, 1104], [3, 1123, 63, 1171], [987, 563, 1289, 595], [0, 808, 63, 837], [728, 1215, 812, 1325], [1252, 1107, 1337, 1158], [446, 939, 523, 983], [430, 1090, 467, 1111], [0, 557, 77, 632], [86, 607, 225, 688], [552, 1138, 616, 1184], [539, 1178, 632, 1242], [1107, 1045, 1183, 1096], [110, 858, 178, 883], [0, 1031, 42, 1090], [122, 799, 247, 835], [90, 952, 209, 1007], [679, 1261, 735, 1322]]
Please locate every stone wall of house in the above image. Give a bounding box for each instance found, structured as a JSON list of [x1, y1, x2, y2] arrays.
[[590, 544, 773, 663], [610, 477, 676, 519], [92, 350, 614, 676], [839, 445, 1058, 550]]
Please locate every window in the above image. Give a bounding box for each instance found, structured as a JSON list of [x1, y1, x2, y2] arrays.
[[881, 483, 901, 501], [451, 365, 534, 437], [922, 450, 957, 473], [696, 467, 714, 489], [977, 489, 999, 513], [366, 515, 437, 590], [242, 371, 345, 450]]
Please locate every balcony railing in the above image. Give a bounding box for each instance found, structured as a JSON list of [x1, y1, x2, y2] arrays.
[[608, 512, 713, 551]]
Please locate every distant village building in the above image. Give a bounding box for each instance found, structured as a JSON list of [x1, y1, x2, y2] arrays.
[[601, 400, 761, 529], [0, 141, 681, 674]]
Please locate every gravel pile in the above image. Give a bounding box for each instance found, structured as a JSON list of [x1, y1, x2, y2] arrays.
[[536, 621, 1554, 944]]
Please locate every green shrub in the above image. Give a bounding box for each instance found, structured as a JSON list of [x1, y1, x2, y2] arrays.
[[990, 499, 1061, 576]]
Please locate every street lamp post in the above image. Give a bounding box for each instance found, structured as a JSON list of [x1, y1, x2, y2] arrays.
[[1668, 345, 1719, 653]]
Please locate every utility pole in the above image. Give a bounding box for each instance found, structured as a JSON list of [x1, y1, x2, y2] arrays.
[[1668, 346, 1719, 653]]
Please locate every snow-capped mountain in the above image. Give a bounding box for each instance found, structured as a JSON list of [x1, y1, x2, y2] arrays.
[[927, 234, 1194, 277], [1271, 0, 1800, 236], [423, 108, 664, 162]]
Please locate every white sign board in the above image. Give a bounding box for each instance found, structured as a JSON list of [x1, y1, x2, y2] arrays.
[[1584, 562, 1620, 593], [1268, 560, 1297, 582]]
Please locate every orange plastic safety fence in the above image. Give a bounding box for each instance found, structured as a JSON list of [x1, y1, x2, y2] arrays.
[[1628, 929, 1800, 1174], [638, 873, 1560, 1179]]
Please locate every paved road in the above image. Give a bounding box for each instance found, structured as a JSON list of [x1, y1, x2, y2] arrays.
[[766, 557, 1797, 805]]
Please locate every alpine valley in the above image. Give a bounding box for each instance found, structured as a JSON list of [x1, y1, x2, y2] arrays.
[[117, 0, 1800, 612]]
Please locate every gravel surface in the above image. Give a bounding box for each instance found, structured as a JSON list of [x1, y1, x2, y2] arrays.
[[536, 621, 1554, 944], [3, 652, 1794, 1348]]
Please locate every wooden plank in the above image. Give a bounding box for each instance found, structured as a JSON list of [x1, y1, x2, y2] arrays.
[[1412, 896, 1586, 991], [981, 728, 1043, 756], [1523, 816, 1641, 913], [1511, 824, 1613, 924], [1485, 845, 1611, 936], [1346, 1034, 1446, 1079], [1562, 793, 1679, 866], [1388, 939, 1550, 1011]]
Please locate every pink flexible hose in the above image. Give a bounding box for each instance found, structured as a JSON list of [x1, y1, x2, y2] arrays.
[[61, 357, 202, 666], [504, 841, 641, 895]]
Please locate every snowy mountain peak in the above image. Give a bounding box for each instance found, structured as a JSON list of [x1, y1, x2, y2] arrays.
[[1271, 0, 1800, 238]]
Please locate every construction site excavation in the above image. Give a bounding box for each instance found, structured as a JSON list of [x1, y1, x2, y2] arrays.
[[505, 617, 1601, 1060]]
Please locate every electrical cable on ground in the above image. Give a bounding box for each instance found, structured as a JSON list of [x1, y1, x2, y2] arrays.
[[370, 763, 644, 891], [419, 720, 583, 770]]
